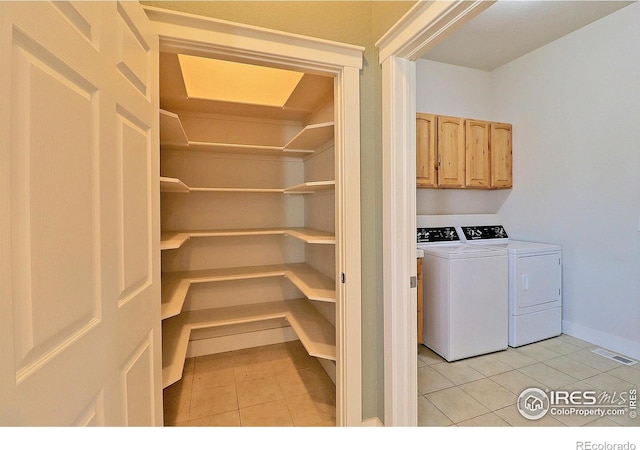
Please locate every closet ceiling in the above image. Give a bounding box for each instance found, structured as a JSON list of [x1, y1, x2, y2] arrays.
[[160, 52, 333, 122], [421, 0, 634, 71]]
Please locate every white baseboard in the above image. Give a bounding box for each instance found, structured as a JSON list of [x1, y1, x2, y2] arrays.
[[361, 417, 384, 427], [186, 326, 298, 358], [562, 320, 640, 360]]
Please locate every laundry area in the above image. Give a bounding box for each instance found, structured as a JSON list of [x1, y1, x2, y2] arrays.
[[411, 1, 640, 428]]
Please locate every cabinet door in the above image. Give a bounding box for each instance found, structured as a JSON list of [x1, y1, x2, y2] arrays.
[[437, 115, 465, 188], [416, 113, 437, 188], [465, 119, 490, 188], [491, 122, 512, 188]]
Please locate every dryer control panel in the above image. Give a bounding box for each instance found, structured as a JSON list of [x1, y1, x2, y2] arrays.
[[460, 225, 508, 241]]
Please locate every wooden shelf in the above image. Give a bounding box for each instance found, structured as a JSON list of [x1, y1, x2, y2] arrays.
[[160, 232, 191, 250], [160, 176, 189, 193], [161, 299, 336, 388], [160, 227, 335, 251], [160, 110, 188, 146], [284, 180, 335, 194], [284, 121, 334, 151], [161, 121, 333, 157], [283, 228, 335, 244], [161, 263, 336, 320], [186, 141, 314, 157], [160, 178, 335, 195], [188, 187, 285, 193]]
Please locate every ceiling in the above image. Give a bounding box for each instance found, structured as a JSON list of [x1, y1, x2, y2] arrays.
[[421, 0, 634, 71]]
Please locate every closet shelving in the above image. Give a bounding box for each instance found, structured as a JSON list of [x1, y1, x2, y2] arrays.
[[160, 108, 334, 158], [161, 298, 336, 388], [161, 227, 335, 251], [159, 177, 335, 195], [161, 262, 336, 320], [159, 89, 338, 389]]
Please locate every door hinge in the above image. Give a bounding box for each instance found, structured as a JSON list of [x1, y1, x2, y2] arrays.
[[410, 276, 417, 288], [341, 273, 346, 284]]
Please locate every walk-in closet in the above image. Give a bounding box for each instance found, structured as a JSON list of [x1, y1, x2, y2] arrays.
[[142, 5, 364, 426], [158, 50, 340, 424]]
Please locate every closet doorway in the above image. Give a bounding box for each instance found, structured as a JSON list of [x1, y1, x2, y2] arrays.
[[144, 6, 364, 426]]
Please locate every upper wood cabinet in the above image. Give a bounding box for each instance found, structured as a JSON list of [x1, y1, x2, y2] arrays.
[[416, 113, 512, 189], [416, 113, 436, 188], [466, 119, 490, 188], [490, 122, 513, 188], [437, 115, 466, 188]]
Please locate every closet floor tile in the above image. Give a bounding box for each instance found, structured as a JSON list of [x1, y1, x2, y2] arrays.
[[163, 341, 336, 427], [236, 376, 284, 408], [188, 411, 241, 427], [239, 399, 294, 427]]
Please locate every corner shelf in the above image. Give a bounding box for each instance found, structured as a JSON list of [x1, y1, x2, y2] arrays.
[[160, 227, 335, 251], [284, 121, 334, 152], [284, 180, 335, 194], [162, 298, 336, 388], [160, 176, 189, 193], [160, 110, 188, 146], [160, 263, 336, 320]]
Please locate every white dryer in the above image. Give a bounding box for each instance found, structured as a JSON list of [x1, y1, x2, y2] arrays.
[[417, 227, 508, 361], [458, 225, 562, 347]]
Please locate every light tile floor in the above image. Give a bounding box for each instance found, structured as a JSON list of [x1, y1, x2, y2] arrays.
[[418, 334, 640, 427], [163, 340, 336, 426]]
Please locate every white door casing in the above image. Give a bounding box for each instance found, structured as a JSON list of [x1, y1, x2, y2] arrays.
[[0, 1, 161, 426], [376, 0, 494, 426]]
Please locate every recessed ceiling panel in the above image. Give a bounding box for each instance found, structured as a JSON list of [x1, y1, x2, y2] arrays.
[[177, 54, 304, 107]]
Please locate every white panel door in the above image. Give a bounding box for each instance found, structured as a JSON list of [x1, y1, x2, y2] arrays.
[[0, 1, 161, 426]]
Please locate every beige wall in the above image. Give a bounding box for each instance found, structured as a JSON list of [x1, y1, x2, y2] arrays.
[[144, 0, 415, 421]]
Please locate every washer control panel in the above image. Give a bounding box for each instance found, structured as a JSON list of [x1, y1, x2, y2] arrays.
[[417, 227, 460, 243]]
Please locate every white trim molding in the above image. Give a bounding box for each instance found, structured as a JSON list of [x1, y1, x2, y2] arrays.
[[144, 6, 363, 426], [376, 0, 493, 427], [381, 56, 417, 427], [376, 0, 494, 62], [144, 6, 363, 73]]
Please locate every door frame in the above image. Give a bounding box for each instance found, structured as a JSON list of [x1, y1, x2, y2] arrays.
[[375, 0, 494, 426], [142, 6, 364, 426]]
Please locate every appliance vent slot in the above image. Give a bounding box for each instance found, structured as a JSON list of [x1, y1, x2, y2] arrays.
[[591, 348, 637, 366]]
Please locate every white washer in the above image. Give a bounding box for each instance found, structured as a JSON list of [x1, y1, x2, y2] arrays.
[[418, 227, 508, 361], [458, 225, 562, 347]]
